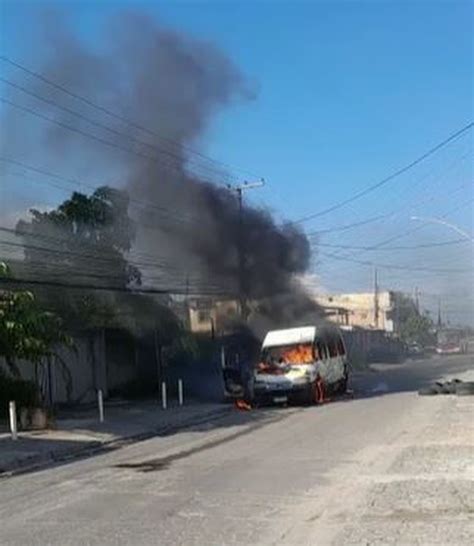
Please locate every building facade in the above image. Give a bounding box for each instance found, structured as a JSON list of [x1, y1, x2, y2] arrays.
[[315, 291, 398, 333]]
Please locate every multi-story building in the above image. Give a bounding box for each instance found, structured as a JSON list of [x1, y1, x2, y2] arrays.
[[315, 291, 403, 333]]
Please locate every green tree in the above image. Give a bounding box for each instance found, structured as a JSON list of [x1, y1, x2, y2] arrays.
[[399, 313, 435, 346], [16, 186, 141, 330], [17, 186, 141, 287], [0, 262, 72, 398], [392, 293, 435, 346]]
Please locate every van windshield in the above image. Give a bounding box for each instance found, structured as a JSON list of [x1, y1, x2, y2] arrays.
[[262, 343, 314, 365]]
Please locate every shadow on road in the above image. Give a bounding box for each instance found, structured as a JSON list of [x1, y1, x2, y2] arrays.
[[1, 402, 300, 478], [3, 356, 471, 478], [349, 355, 473, 400]]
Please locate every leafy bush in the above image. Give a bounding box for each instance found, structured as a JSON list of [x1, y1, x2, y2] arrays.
[[0, 368, 39, 419]]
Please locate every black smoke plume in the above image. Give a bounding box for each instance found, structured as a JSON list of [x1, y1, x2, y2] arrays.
[[2, 9, 323, 329]]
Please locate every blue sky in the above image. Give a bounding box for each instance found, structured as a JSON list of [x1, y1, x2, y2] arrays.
[[1, 0, 473, 323]]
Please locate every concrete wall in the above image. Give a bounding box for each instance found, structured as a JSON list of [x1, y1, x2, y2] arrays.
[[342, 327, 405, 366], [0, 332, 108, 405], [105, 330, 137, 393]]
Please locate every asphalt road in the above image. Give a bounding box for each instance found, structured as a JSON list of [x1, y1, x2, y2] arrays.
[[1, 354, 473, 546]]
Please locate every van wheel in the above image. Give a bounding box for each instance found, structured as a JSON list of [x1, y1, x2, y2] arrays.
[[299, 384, 314, 406], [337, 375, 348, 395]]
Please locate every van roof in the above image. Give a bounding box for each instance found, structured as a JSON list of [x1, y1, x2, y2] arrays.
[[262, 326, 316, 348]]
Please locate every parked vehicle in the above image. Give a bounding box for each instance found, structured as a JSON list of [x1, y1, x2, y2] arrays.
[[252, 326, 348, 405], [407, 342, 424, 359], [436, 342, 462, 355], [436, 329, 465, 355]]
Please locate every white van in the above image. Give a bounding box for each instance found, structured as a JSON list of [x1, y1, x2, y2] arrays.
[[253, 325, 348, 405]]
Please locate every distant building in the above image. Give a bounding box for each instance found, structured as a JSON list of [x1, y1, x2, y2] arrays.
[[314, 291, 403, 333], [187, 298, 240, 335]]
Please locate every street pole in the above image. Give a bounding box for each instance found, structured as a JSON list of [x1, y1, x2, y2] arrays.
[[9, 400, 18, 440], [97, 389, 104, 423], [410, 216, 474, 244], [229, 180, 265, 320], [154, 327, 163, 398], [237, 186, 245, 319], [178, 379, 184, 406], [161, 381, 167, 410], [374, 267, 379, 329]]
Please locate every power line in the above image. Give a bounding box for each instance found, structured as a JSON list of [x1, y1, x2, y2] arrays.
[[316, 187, 474, 276], [0, 96, 228, 186], [0, 76, 235, 184], [294, 121, 473, 224], [0, 225, 197, 273], [0, 55, 261, 180], [353, 197, 474, 254], [305, 214, 390, 236], [0, 156, 202, 227], [12, 269, 232, 294], [0, 230, 237, 293], [316, 197, 474, 277], [306, 149, 472, 238], [1, 242, 234, 291], [0, 241, 234, 293], [0, 239, 235, 293], [0, 276, 235, 296], [0, 236, 178, 271], [311, 238, 470, 251], [313, 196, 474, 279], [318, 251, 472, 274]]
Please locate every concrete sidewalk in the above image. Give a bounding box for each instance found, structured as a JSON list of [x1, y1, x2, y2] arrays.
[[0, 400, 231, 476]]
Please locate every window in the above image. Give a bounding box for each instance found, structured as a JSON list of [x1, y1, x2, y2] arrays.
[[317, 340, 329, 360], [337, 337, 346, 356], [197, 310, 210, 323], [262, 344, 314, 364], [327, 337, 338, 358]]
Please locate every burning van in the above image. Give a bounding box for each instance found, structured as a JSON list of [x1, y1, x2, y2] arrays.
[[253, 326, 349, 405]]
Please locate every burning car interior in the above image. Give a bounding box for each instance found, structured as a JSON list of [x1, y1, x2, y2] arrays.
[[258, 343, 316, 372]]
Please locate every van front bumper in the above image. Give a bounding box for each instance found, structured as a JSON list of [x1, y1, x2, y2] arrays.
[[253, 381, 311, 404]]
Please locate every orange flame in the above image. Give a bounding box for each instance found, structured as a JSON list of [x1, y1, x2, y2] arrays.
[[235, 399, 252, 411], [281, 344, 313, 364]]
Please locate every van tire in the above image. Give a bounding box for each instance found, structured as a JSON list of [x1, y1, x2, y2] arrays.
[[337, 375, 348, 395], [301, 384, 314, 406], [418, 386, 439, 396], [301, 382, 318, 406]]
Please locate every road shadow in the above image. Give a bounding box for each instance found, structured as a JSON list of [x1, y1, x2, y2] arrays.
[[349, 355, 473, 400], [1, 402, 300, 478], [3, 356, 471, 478]]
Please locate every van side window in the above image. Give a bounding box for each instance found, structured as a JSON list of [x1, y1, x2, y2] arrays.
[[313, 343, 321, 361], [328, 337, 338, 358], [316, 341, 326, 360], [337, 337, 346, 356]]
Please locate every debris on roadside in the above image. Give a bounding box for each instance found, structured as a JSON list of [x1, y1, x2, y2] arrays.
[[418, 379, 474, 396]]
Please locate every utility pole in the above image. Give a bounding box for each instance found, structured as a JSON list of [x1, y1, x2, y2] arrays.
[[437, 297, 442, 329], [229, 179, 265, 320], [373, 267, 379, 329], [415, 286, 420, 313]]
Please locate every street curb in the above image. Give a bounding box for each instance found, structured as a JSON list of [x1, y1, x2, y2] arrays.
[[0, 406, 233, 478]]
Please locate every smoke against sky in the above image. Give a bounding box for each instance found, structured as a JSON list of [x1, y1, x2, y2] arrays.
[[0, 4, 472, 326], [1, 8, 316, 319]]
